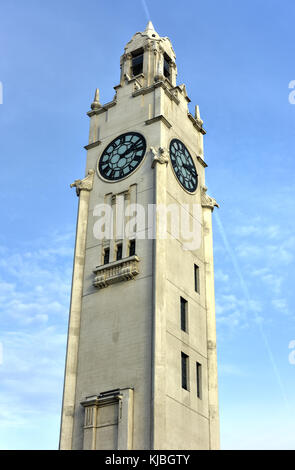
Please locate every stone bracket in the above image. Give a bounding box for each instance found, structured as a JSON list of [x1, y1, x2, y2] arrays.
[[150, 147, 169, 168], [70, 169, 95, 197], [201, 186, 219, 210]]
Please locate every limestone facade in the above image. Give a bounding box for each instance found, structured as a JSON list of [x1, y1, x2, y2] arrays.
[[59, 22, 220, 450]]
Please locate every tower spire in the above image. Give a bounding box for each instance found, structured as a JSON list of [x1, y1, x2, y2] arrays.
[[145, 20, 155, 33], [143, 20, 159, 38]]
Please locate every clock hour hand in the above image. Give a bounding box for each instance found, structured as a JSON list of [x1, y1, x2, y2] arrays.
[[182, 163, 191, 171]]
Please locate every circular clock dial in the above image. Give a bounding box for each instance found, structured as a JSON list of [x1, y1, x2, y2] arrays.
[[98, 132, 146, 181], [169, 139, 198, 193]]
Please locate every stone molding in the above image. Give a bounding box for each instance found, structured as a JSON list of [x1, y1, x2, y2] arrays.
[[93, 255, 140, 288], [145, 115, 172, 129], [81, 390, 122, 427], [187, 113, 206, 135], [132, 81, 180, 105], [201, 186, 219, 210], [87, 99, 116, 117], [197, 156, 208, 168], [84, 140, 101, 151], [70, 169, 95, 197]]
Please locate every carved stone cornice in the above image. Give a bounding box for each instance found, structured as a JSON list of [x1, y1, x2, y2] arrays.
[[201, 186, 219, 211], [150, 147, 169, 168], [70, 169, 95, 197], [87, 99, 116, 117], [187, 113, 206, 135], [84, 140, 101, 151], [145, 114, 172, 129], [197, 156, 208, 168], [132, 81, 179, 105]]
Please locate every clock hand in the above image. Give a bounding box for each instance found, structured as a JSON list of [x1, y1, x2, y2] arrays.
[[120, 142, 142, 159], [182, 163, 191, 171]]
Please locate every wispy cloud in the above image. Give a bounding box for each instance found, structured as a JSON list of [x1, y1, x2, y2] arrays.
[[0, 230, 74, 448]]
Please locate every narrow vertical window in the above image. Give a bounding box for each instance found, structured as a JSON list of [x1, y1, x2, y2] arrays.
[[180, 297, 187, 332], [194, 264, 200, 293], [181, 352, 189, 390], [129, 239, 136, 257], [163, 54, 171, 80], [132, 49, 143, 76], [196, 362, 202, 399], [103, 247, 110, 265], [116, 243, 122, 261]]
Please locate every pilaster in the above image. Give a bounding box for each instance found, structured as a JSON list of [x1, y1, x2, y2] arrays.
[[151, 146, 168, 449], [59, 169, 95, 450], [201, 186, 220, 450]]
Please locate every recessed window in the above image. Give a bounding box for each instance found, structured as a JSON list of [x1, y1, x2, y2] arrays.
[[129, 239, 136, 257], [180, 297, 188, 332], [103, 247, 110, 265], [163, 54, 171, 80], [196, 362, 202, 399], [181, 352, 189, 390], [132, 49, 143, 76], [194, 264, 200, 293], [116, 243, 122, 261]]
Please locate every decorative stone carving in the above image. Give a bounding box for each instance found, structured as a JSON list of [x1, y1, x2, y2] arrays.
[[91, 89, 101, 110], [93, 255, 140, 289], [150, 147, 169, 168], [144, 42, 152, 51], [195, 105, 203, 126], [70, 169, 95, 197], [132, 75, 144, 91], [201, 186, 219, 210]]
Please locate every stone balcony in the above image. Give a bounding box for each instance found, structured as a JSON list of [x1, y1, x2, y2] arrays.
[[93, 255, 140, 289]]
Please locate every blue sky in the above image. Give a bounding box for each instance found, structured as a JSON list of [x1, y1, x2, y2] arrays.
[[0, 0, 295, 449]]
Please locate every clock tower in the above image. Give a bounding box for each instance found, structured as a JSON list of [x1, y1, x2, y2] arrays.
[[59, 22, 220, 450]]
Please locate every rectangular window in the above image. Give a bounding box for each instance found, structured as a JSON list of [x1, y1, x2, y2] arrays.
[[194, 264, 200, 293], [180, 297, 187, 332], [196, 362, 202, 399], [103, 247, 110, 265], [116, 243, 122, 261], [181, 352, 189, 390], [132, 49, 143, 76], [163, 54, 171, 79], [129, 239, 136, 257]]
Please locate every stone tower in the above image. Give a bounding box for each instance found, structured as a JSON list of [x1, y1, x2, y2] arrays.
[[59, 22, 220, 450]]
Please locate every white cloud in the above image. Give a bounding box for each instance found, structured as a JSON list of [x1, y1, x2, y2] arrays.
[[215, 269, 229, 283], [234, 224, 280, 240], [272, 298, 290, 316], [218, 363, 246, 377], [0, 230, 74, 446]]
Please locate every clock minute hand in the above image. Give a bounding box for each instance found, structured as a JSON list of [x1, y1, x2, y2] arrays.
[[120, 142, 139, 158]]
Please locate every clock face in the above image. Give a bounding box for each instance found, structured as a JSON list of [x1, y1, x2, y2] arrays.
[[98, 132, 146, 181], [169, 139, 198, 193]]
